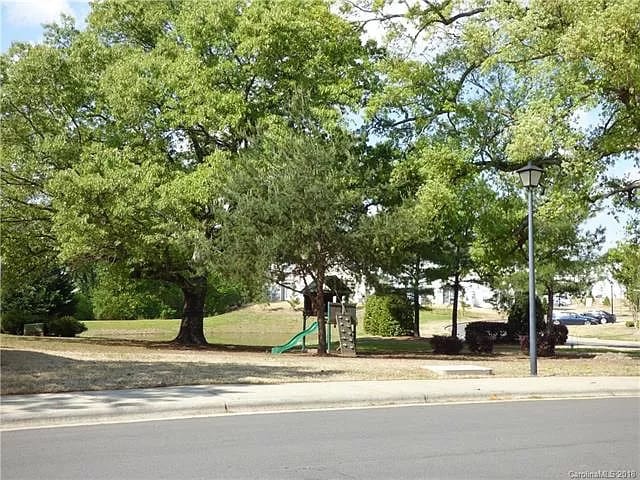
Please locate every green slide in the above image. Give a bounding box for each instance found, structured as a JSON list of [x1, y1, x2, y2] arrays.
[[271, 321, 319, 354]]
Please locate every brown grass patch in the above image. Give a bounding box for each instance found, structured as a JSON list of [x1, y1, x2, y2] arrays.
[[1, 334, 638, 395]]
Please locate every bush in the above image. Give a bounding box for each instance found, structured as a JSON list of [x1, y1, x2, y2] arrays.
[[507, 292, 545, 337], [73, 293, 95, 320], [519, 335, 555, 356], [1, 267, 76, 321], [602, 296, 610, 307], [430, 335, 464, 355], [551, 324, 568, 345], [465, 331, 494, 353], [46, 316, 87, 337], [519, 324, 567, 357], [364, 294, 413, 336], [1, 311, 41, 335], [465, 321, 517, 353], [625, 321, 636, 328]]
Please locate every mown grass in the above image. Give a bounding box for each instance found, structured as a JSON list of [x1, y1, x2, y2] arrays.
[[77, 303, 640, 350], [569, 322, 640, 342], [79, 303, 499, 344]]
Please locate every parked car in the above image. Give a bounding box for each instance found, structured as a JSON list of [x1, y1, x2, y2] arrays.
[[553, 312, 599, 326], [582, 310, 616, 324]]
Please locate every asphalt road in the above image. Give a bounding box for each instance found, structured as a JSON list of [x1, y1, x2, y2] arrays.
[[2, 398, 639, 480]]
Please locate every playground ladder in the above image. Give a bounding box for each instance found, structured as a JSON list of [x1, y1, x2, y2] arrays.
[[336, 315, 356, 357]]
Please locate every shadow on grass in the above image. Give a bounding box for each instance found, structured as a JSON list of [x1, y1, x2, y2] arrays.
[[0, 350, 344, 396], [6, 335, 277, 353], [354, 336, 522, 360]]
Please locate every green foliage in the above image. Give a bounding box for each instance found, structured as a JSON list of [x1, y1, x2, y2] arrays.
[[73, 293, 95, 320], [90, 268, 182, 320], [602, 296, 611, 307], [625, 321, 636, 328], [3, 0, 637, 347], [205, 274, 248, 315], [1, 311, 40, 335], [1, 267, 76, 323], [430, 335, 464, 355], [608, 242, 640, 322], [2, 0, 370, 345], [75, 267, 247, 320], [507, 292, 545, 337], [363, 294, 413, 336], [46, 315, 87, 337]]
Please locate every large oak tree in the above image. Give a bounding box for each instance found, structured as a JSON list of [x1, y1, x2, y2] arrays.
[[2, 0, 370, 345]]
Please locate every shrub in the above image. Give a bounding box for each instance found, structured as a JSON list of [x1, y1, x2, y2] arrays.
[[73, 293, 95, 320], [551, 324, 568, 345], [1, 267, 76, 321], [519, 335, 556, 356], [602, 296, 610, 307], [1, 311, 41, 335], [431, 335, 464, 354], [364, 294, 413, 336], [625, 321, 636, 328], [46, 316, 87, 337], [466, 331, 494, 354], [465, 321, 516, 353], [507, 292, 545, 337], [519, 325, 567, 357]]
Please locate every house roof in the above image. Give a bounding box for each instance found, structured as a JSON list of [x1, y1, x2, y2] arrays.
[[303, 275, 352, 295]]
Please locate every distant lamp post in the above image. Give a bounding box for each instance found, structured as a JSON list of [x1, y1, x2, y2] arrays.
[[610, 280, 615, 315], [516, 162, 543, 376]]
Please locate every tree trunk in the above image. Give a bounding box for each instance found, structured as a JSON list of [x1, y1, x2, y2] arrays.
[[451, 271, 460, 338], [174, 276, 208, 346], [315, 270, 327, 355], [412, 256, 420, 337]]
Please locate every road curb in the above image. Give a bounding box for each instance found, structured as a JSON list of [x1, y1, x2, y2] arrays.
[[2, 377, 639, 430]]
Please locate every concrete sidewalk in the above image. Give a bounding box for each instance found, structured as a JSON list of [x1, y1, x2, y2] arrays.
[[2, 376, 638, 431], [567, 336, 640, 349]]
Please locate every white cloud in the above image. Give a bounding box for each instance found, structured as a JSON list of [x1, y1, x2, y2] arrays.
[[2, 0, 76, 26]]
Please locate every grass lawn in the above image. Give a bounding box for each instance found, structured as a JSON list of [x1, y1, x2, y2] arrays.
[[569, 323, 640, 342], [79, 303, 499, 345]]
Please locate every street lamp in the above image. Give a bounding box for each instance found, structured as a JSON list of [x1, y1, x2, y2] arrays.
[[516, 162, 543, 376]]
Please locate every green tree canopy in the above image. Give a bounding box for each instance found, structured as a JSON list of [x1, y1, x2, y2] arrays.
[[219, 120, 368, 354], [608, 241, 640, 325], [2, 0, 371, 345]]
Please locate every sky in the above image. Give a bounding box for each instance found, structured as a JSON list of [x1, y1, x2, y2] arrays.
[[0, 0, 90, 50], [1, 0, 636, 251]]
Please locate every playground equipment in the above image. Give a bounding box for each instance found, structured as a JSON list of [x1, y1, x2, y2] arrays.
[[271, 276, 358, 356], [271, 321, 319, 354], [327, 302, 357, 357]]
